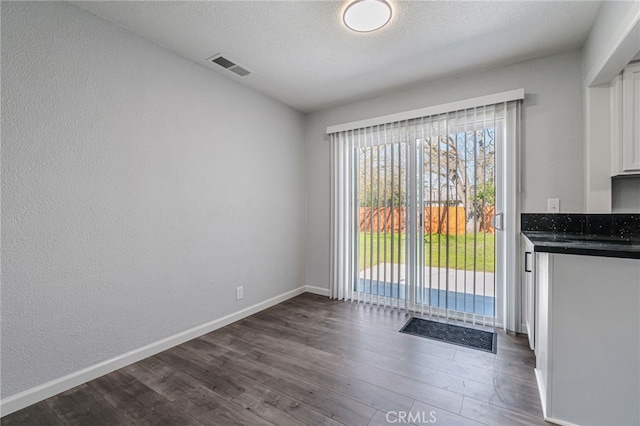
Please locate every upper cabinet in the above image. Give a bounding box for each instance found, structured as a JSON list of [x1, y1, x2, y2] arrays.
[[612, 62, 640, 175]]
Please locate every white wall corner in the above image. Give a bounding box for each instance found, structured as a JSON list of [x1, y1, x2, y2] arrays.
[[582, 0, 640, 87], [582, 1, 640, 212], [0, 285, 307, 417]]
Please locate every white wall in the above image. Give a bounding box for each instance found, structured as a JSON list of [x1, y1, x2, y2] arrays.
[[583, 85, 614, 212], [612, 177, 640, 212], [1, 2, 305, 400], [582, 1, 640, 212], [304, 51, 584, 290], [582, 0, 640, 86]]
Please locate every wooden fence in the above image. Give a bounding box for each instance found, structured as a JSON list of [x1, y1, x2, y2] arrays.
[[358, 206, 495, 235]]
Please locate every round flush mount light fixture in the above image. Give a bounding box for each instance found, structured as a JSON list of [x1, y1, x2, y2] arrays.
[[343, 0, 392, 33]]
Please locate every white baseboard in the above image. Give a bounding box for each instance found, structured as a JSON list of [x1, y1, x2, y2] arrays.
[[0, 285, 307, 417], [304, 285, 330, 297], [543, 417, 579, 426]]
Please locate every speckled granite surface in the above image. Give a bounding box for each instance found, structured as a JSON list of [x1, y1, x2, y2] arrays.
[[521, 214, 640, 259]]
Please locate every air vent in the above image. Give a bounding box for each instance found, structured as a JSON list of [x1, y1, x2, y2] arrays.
[[207, 54, 252, 78], [211, 56, 235, 69]]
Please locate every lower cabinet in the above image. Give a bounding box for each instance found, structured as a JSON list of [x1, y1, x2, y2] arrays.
[[522, 236, 535, 350], [534, 253, 640, 426]]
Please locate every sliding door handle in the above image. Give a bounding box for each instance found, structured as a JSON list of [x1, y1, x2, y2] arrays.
[[492, 213, 504, 231]]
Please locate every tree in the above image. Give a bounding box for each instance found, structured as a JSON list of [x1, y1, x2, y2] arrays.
[[357, 143, 407, 207], [422, 129, 495, 231], [356, 128, 496, 232]]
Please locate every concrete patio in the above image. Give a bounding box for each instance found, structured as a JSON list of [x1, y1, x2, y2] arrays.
[[358, 263, 496, 315]]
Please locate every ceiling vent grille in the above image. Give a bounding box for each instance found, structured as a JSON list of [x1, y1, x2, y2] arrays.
[[207, 54, 252, 78]]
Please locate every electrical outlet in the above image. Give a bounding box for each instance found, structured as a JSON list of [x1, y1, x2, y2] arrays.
[[547, 198, 560, 213], [236, 286, 244, 301]]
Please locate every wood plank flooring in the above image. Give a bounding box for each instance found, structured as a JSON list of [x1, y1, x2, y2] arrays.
[[1, 293, 546, 425]]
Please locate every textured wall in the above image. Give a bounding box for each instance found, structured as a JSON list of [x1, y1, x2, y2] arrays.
[[1, 2, 305, 399], [304, 51, 584, 290]]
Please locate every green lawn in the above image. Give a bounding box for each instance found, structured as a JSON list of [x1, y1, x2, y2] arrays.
[[358, 232, 495, 272]]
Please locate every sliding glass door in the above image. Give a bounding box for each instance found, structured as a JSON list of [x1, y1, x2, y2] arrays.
[[353, 107, 507, 325], [356, 138, 409, 308]]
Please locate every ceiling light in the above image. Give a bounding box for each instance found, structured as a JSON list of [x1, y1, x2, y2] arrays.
[[343, 0, 392, 33]]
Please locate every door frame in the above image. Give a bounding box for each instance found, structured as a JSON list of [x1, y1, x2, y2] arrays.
[[330, 90, 523, 331], [501, 101, 520, 332]]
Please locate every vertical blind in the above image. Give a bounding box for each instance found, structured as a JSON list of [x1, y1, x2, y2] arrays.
[[330, 98, 521, 325]]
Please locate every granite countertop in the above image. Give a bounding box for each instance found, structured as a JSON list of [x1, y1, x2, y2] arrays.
[[522, 231, 640, 259], [521, 214, 640, 260]]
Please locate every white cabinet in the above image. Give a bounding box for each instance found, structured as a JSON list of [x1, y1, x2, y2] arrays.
[[534, 253, 640, 426], [612, 62, 640, 175], [622, 63, 640, 172], [521, 236, 535, 350]]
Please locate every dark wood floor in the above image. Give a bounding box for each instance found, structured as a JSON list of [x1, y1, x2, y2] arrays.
[[2, 293, 546, 426]]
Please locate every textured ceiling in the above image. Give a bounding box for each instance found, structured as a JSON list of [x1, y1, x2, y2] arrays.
[[71, 1, 602, 112]]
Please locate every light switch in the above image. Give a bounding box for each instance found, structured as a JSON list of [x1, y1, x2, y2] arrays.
[[547, 198, 560, 213]]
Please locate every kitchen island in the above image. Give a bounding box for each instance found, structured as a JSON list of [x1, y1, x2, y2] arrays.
[[522, 214, 640, 426]]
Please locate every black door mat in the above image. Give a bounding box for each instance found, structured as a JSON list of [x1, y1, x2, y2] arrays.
[[400, 317, 497, 353]]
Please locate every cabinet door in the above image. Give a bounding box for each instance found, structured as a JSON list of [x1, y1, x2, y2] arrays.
[[524, 249, 535, 350], [534, 253, 550, 410], [622, 63, 640, 172], [522, 236, 535, 350]]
